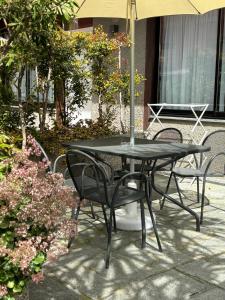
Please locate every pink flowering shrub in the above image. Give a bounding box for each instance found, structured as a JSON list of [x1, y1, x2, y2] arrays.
[[0, 136, 76, 299]]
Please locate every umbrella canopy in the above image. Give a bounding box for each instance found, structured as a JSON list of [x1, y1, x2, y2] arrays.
[[76, 0, 225, 20], [75, 0, 225, 151]]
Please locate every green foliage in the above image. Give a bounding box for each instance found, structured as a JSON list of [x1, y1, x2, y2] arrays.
[[50, 30, 90, 126], [0, 0, 78, 135], [86, 27, 130, 118], [67, 27, 144, 124], [0, 0, 78, 65], [0, 134, 14, 180], [0, 134, 13, 161], [33, 117, 118, 160], [0, 5, 144, 134], [103, 70, 145, 107], [0, 104, 36, 133]]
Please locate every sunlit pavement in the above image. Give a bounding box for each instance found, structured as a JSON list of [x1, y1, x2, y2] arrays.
[[30, 175, 225, 300]]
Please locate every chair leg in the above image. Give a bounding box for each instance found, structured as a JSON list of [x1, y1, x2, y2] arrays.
[[112, 209, 117, 233], [200, 177, 207, 224], [140, 199, 146, 249], [105, 210, 113, 269], [102, 204, 109, 233], [160, 171, 173, 210], [196, 177, 200, 203], [75, 200, 82, 220], [173, 174, 184, 205], [146, 187, 162, 252], [68, 199, 83, 249], [90, 201, 95, 219]]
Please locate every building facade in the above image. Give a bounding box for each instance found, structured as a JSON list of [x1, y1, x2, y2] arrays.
[[92, 9, 225, 142]]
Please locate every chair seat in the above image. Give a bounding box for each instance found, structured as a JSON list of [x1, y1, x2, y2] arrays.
[[124, 163, 153, 172], [64, 178, 74, 188], [76, 175, 102, 190], [172, 167, 205, 177], [124, 160, 173, 173], [84, 184, 145, 208], [113, 169, 129, 180]]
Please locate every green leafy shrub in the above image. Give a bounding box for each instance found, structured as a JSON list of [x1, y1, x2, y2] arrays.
[[0, 134, 14, 180], [33, 117, 118, 160]]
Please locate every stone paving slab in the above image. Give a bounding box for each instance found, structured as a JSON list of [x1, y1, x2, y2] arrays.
[[29, 277, 82, 300], [176, 252, 225, 289], [190, 288, 225, 300], [100, 269, 211, 300]]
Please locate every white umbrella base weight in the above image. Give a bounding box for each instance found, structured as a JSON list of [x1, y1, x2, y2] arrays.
[[115, 203, 154, 231], [115, 180, 154, 231]]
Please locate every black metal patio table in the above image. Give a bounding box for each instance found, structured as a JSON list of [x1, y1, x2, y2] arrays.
[[64, 136, 210, 231]]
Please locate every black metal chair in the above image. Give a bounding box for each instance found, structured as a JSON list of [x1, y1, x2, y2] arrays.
[[160, 130, 225, 224], [150, 127, 183, 171], [33, 140, 98, 218], [123, 128, 183, 174], [153, 127, 183, 143], [66, 149, 162, 268], [35, 140, 73, 183]]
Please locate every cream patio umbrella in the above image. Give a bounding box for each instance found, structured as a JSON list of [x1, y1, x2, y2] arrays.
[[76, 0, 225, 153]]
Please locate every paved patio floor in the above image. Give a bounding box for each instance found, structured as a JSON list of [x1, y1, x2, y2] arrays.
[[29, 176, 225, 299]]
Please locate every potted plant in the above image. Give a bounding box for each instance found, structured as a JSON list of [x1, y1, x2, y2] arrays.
[[0, 135, 76, 300]]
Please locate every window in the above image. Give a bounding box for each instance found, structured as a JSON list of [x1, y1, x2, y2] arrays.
[[12, 69, 54, 103], [158, 11, 219, 112], [218, 14, 225, 112]]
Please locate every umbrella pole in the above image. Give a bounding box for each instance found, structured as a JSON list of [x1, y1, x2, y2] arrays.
[[116, 1, 153, 231], [130, 0, 135, 148], [130, 0, 136, 173]]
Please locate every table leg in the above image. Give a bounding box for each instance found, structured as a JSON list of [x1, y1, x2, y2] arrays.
[[151, 159, 200, 232]]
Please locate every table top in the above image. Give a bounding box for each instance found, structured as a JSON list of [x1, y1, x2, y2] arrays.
[[63, 136, 210, 161], [148, 103, 209, 108]]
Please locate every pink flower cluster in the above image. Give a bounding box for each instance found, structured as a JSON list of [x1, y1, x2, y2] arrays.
[[31, 272, 44, 284], [0, 285, 7, 297], [8, 240, 37, 271], [25, 135, 42, 157]]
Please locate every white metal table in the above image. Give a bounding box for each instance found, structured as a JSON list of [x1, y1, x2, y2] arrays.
[[146, 103, 209, 145]]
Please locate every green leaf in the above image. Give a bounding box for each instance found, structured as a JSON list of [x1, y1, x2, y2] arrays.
[[0, 221, 9, 229], [13, 285, 23, 293], [32, 252, 45, 265], [7, 22, 19, 27], [6, 57, 15, 67], [7, 280, 15, 289], [18, 280, 25, 287], [34, 266, 41, 272], [4, 296, 15, 300]]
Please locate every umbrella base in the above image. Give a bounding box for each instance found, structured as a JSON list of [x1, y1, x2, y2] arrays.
[[115, 203, 154, 231]]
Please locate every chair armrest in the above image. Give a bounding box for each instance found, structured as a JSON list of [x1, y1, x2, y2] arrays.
[[53, 154, 66, 173], [203, 152, 225, 178], [111, 172, 148, 207]]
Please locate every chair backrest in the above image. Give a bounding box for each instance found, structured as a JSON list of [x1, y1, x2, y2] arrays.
[[66, 149, 109, 204], [153, 127, 183, 143], [201, 130, 225, 173], [35, 140, 68, 175]]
